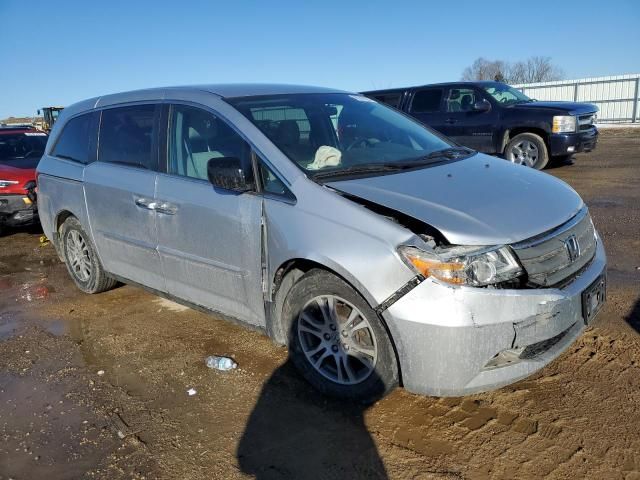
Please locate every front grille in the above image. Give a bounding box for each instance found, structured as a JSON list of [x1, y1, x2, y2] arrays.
[[578, 113, 596, 131], [511, 208, 597, 287]]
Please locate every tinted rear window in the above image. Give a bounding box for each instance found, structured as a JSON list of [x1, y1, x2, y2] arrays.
[[372, 93, 403, 108], [0, 132, 48, 162], [411, 89, 443, 113], [52, 113, 93, 163], [98, 105, 157, 169]]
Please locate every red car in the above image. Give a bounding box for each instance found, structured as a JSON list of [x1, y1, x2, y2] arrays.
[[0, 126, 47, 231]]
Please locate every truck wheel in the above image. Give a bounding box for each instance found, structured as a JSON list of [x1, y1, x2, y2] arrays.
[[282, 269, 399, 403], [505, 133, 549, 170], [60, 217, 117, 294]]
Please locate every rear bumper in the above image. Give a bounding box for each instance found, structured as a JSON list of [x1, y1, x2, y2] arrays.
[[382, 238, 606, 397], [0, 194, 37, 226], [549, 127, 598, 156]]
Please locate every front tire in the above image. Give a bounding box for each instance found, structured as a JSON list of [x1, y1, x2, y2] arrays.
[[60, 217, 117, 294], [282, 269, 399, 403], [505, 132, 549, 170]]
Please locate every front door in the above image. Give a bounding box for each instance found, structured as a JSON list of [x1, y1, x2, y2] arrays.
[[83, 104, 165, 291], [155, 104, 265, 326], [440, 87, 498, 152]]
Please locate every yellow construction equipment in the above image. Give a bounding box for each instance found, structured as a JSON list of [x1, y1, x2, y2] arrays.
[[38, 107, 64, 132]]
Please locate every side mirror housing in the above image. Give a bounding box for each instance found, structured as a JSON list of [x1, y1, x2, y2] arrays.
[[207, 157, 254, 193], [473, 99, 492, 112]]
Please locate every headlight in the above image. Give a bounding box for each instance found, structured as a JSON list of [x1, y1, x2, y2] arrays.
[[552, 115, 576, 133], [0, 180, 19, 188], [398, 245, 523, 287]]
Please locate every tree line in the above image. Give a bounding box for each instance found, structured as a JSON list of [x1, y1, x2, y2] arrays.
[[461, 56, 563, 84]]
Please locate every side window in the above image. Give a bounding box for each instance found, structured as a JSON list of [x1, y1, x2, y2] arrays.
[[258, 161, 292, 198], [52, 113, 94, 163], [445, 88, 478, 113], [372, 93, 402, 109], [410, 89, 443, 113], [168, 105, 252, 181], [98, 105, 157, 169]]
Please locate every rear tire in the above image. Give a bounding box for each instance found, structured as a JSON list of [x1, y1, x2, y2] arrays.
[[282, 269, 399, 403], [60, 217, 117, 294], [505, 132, 549, 170]]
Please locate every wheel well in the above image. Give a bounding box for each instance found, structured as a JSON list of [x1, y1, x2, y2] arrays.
[[504, 127, 549, 154], [55, 210, 76, 232], [267, 258, 404, 386]]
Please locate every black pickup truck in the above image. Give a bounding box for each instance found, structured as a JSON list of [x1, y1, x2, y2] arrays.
[[362, 81, 598, 169]]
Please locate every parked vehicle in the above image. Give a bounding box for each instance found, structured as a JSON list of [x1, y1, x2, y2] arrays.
[[0, 126, 45, 231], [363, 81, 599, 169], [37, 85, 606, 401], [38, 106, 64, 133]]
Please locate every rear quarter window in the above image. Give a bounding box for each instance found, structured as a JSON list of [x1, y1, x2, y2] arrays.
[[410, 89, 443, 113], [372, 93, 403, 108], [51, 113, 95, 163]]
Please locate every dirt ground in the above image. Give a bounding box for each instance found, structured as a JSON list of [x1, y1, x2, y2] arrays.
[[1, 130, 639, 480]]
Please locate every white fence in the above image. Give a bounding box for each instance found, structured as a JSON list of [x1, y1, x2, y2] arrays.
[[513, 74, 640, 123]]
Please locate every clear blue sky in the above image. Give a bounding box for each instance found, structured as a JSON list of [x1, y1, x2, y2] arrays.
[[1, 0, 638, 118]]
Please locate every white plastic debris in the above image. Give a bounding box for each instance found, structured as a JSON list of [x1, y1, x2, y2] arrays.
[[187, 388, 197, 396], [97, 370, 105, 376], [306, 145, 342, 170], [205, 355, 237, 371]]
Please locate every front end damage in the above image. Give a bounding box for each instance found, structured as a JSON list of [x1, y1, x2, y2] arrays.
[[382, 237, 606, 397]]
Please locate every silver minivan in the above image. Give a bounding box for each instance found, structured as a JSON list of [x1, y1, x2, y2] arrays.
[[37, 85, 607, 401]]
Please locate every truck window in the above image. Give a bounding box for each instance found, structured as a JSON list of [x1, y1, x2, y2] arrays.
[[98, 105, 158, 170], [372, 93, 402, 109], [51, 113, 93, 163], [410, 89, 443, 113], [445, 88, 478, 112]]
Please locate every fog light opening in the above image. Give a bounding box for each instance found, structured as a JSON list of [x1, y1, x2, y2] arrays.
[[483, 348, 525, 370]]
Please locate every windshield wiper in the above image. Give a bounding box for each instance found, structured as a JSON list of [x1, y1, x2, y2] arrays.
[[311, 148, 476, 180], [312, 164, 404, 180]]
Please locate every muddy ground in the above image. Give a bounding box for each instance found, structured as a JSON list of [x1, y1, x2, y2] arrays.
[[1, 130, 639, 480]]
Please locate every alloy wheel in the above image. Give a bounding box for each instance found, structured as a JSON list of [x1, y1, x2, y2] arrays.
[[297, 295, 378, 385], [66, 230, 92, 282], [508, 139, 539, 167]]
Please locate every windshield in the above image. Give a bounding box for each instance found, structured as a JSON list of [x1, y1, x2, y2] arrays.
[[483, 85, 532, 105], [0, 133, 48, 162], [228, 93, 464, 179]]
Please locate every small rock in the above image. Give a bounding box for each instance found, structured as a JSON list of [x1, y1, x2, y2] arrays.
[[97, 370, 105, 376], [187, 388, 197, 396]]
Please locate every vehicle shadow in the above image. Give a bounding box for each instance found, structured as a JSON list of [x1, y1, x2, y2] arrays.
[[236, 359, 388, 479], [625, 296, 640, 334]]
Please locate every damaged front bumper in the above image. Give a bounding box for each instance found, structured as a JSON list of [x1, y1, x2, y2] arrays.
[[382, 239, 606, 397]]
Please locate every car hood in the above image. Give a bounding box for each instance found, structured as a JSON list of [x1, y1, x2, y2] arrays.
[[514, 101, 598, 115], [327, 154, 584, 246]]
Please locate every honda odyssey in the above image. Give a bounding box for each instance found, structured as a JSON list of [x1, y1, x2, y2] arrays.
[[36, 85, 607, 401]]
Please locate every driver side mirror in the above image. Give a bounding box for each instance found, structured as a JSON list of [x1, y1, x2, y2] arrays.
[[473, 99, 492, 112], [207, 157, 255, 193]]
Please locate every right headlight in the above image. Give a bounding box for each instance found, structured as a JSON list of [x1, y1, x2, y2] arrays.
[[398, 245, 524, 287], [552, 115, 577, 133]]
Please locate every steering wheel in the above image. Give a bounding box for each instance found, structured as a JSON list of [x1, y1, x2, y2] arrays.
[[345, 137, 377, 151]]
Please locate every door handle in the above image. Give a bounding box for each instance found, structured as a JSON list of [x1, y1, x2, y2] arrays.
[[155, 202, 178, 215], [134, 197, 157, 210], [445, 118, 457, 124]]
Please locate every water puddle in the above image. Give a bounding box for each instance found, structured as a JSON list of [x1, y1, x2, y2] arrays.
[[0, 372, 116, 479]]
